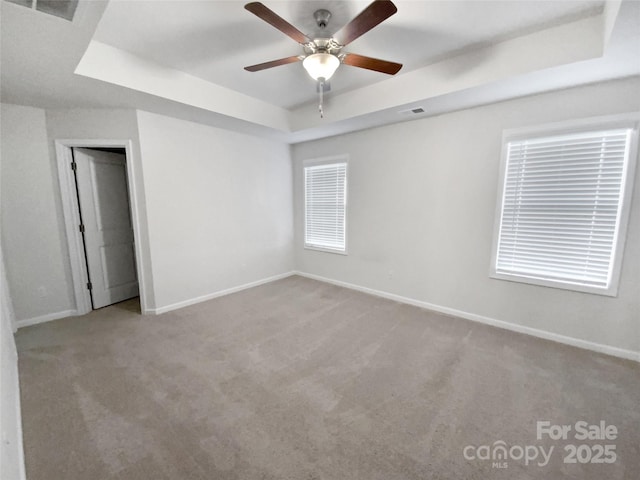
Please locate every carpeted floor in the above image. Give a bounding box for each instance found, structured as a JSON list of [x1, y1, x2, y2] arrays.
[[16, 275, 640, 479]]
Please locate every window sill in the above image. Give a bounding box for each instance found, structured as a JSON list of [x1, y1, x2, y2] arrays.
[[304, 245, 348, 256], [489, 271, 617, 297]]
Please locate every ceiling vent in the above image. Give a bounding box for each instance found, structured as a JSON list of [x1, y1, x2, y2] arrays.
[[399, 107, 425, 115], [5, 0, 78, 21]]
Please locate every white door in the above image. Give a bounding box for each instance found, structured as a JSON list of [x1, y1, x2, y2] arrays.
[[73, 148, 138, 309]]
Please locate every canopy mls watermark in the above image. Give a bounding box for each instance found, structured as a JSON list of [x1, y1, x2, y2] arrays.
[[463, 420, 619, 469]]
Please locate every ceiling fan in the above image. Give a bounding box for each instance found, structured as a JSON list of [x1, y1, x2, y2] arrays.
[[244, 0, 402, 117]]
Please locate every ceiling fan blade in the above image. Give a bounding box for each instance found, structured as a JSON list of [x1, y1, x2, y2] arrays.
[[342, 53, 402, 75], [334, 0, 398, 46], [244, 2, 310, 44], [244, 56, 302, 72]]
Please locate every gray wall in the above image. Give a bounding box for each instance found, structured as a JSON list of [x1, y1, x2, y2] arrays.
[[1, 104, 72, 320], [292, 77, 640, 355], [0, 227, 26, 480], [2, 78, 638, 354], [1, 106, 293, 318], [136, 111, 294, 310]]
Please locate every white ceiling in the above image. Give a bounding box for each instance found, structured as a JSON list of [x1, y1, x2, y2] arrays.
[[1, 0, 639, 143], [92, 0, 604, 109]]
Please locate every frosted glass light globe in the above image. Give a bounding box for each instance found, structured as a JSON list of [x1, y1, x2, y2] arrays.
[[303, 53, 340, 80]]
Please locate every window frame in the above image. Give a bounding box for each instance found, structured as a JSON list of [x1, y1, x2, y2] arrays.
[[303, 155, 349, 255], [490, 113, 640, 296]]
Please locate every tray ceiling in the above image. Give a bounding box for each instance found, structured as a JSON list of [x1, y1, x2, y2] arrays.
[[2, 0, 639, 143]]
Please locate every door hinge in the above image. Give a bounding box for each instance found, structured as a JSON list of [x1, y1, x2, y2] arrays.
[[71, 161, 77, 171], [79, 224, 85, 233], [87, 282, 92, 290]]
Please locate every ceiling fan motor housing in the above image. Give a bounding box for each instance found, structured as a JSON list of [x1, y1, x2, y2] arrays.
[[305, 38, 343, 57]]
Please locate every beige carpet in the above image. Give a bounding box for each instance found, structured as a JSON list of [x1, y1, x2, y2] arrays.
[[16, 275, 640, 479]]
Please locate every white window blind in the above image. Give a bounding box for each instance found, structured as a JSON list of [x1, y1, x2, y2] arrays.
[[495, 128, 632, 291], [305, 162, 347, 252]]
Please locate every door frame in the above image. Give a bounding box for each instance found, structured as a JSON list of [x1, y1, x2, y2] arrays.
[[55, 139, 149, 315]]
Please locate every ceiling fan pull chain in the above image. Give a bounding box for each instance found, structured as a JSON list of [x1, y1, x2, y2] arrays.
[[318, 79, 324, 118]]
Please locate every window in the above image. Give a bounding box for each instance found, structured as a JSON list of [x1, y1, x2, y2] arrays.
[[304, 157, 348, 253], [491, 115, 639, 296]]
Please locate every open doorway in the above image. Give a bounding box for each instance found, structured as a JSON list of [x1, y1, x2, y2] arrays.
[[55, 140, 147, 316], [72, 147, 139, 309]]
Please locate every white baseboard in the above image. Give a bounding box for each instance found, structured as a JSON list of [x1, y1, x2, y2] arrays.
[[150, 271, 296, 315], [294, 271, 640, 363], [16, 309, 77, 329]]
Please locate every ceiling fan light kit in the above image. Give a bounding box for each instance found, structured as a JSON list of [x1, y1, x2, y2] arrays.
[[302, 53, 340, 81], [244, 0, 402, 118]]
